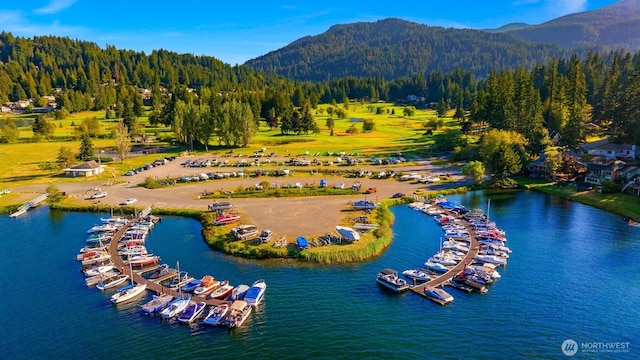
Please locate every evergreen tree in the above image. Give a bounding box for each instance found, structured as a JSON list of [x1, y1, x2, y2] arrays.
[[76, 133, 94, 161], [562, 56, 590, 149]]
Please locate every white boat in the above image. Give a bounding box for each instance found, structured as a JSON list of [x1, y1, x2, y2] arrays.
[[178, 301, 207, 323], [244, 279, 267, 306], [402, 268, 432, 282], [442, 240, 469, 253], [83, 263, 114, 277], [81, 252, 111, 266], [96, 274, 130, 290], [160, 294, 191, 319], [424, 287, 454, 305], [474, 254, 507, 265], [258, 229, 273, 243], [424, 260, 450, 273], [110, 283, 147, 304], [223, 300, 252, 328], [140, 294, 174, 315], [118, 244, 148, 257], [202, 304, 229, 326], [376, 268, 410, 292], [87, 224, 118, 234], [230, 224, 260, 240], [193, 276, 220, 296], [428, 252, 460, 267], [229, 284, 249, 300], [335, 226, 360, 242]]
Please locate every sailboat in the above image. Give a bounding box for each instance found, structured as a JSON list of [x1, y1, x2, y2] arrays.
[[110, 257, 146, 304], [160, 261, 191, 319]]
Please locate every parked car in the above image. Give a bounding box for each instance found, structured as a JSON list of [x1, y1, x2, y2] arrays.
[[89, 191, 107, 199], [120, 198, 137, 205], [391, 192, 405, 198], [364, 187, 377, 194]]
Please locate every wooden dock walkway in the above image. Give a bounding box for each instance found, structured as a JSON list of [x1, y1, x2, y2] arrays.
[[107, 215, 229, 306], [409, 211, 480, 298]]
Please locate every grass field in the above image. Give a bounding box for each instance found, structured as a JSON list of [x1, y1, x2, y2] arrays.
[[0, 102, 450, 187]]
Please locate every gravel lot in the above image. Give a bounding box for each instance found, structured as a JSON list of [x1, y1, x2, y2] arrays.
[[13, 155, 470, 240]]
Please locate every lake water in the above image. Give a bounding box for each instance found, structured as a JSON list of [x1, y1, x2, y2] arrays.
[[1, 190, 638, 359]]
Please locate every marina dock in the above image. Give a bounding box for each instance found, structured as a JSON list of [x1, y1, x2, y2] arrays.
[[107, 210, 229, 307], [408, 208, 481, 298]]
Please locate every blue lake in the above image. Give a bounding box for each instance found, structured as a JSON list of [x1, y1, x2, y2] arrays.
[[1, 190, 638, 359]]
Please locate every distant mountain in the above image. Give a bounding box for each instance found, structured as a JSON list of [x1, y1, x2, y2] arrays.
[[245, 18, 570, 81], [506, 0, 640, 50], [484, 23, 531, 33]]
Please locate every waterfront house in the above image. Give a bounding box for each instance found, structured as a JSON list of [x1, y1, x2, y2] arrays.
[[620, 166, 640, 195], [64, 160, 105, 177], [584, 156, 626, 185], [587, 143, 637, 162]]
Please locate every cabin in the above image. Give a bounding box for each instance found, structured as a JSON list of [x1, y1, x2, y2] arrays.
[[64, 160, 105, 177]]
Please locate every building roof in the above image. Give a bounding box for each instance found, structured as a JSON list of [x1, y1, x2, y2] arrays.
[[597, 143, 635, 151], [68, 160, 101, 170]]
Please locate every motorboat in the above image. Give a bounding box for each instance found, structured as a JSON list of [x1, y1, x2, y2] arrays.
[[85, 233, 113, 245], [140, 294, 174, 315], [244, 279, 267, 306], [351, 200, 377, 210], [335, 226, 361, 242], [193, 276, 220, 296], [167, 271, 195, 291], [178, 301, 207, 323], [208, 201, 233, 212], [202, 304, 229, 326], [402, 268, 433, 282], [117, 244, 148, 257], [424, 260, 450, 273], [474, 254, 507, 265], [428, 252, 460, 267], [258, 229, 273, 243], [442, 240, 469, 253], [229, 284, 250, 300], [128, 254, 160, 267], [376, 268, 410, 292], [96, 274, 130, 290], [181, 278, 203, 293], [146, 264, 177, 281], [87, 224, 118, 235], [230, 224, 259, 240], [110, 283, 147, 304], [81, 252, 111, 266], [160, 294, 191, 319], [214, 213, 240, 226], [223, 300, 252, 328], [83, 263, 114, 277], [424, 287, 454, 305], [208, 280, 234, 300]]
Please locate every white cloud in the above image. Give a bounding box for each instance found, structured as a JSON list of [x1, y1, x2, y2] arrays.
[[34, 0, 78, 15], [0, 9, 85, 37]]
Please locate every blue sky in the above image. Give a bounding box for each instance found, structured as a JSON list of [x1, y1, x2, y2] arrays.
[[0, 0, 620, 65]]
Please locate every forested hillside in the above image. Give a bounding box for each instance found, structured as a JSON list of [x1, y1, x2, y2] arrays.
[[245, 18, 575, 81], [507, 0, 640, 50]]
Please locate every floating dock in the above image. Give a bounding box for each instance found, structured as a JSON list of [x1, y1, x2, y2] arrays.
[[9, 194, 47, 218]]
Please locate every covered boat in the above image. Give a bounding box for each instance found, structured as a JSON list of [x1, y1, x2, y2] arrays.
[[335, 226, 360, 242], [296, 236, 309, 250], [244, 279, 266, 306], [223, 300, 252, 328]]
